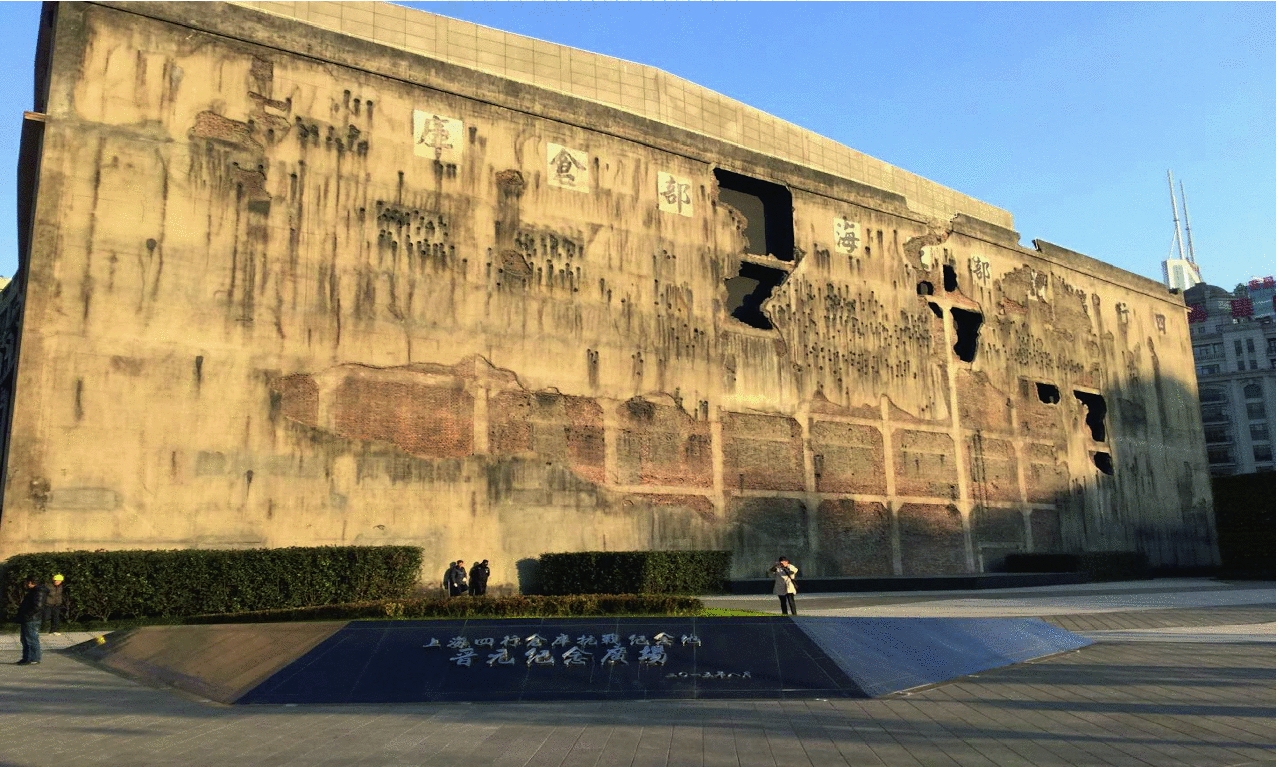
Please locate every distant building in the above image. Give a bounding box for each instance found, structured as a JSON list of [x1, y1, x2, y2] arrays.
[[1186, 281, 1277, 476], [1162, 257, 1202, 293]]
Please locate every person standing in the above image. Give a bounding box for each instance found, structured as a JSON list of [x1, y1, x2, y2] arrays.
[[41, 574, 65, 635], [469, 560, 490, 596], [768, 557, 799, 616], [443, 560, 468, 597], [15, 577, 44, 665]]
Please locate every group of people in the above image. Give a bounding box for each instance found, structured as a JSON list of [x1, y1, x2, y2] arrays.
[[442, 559, 490, 597], [13, 573, 67, 666]]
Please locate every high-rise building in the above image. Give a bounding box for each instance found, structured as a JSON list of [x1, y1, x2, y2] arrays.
[[1186, 281, 1277, 476], [1163, 258, 1202, 292]]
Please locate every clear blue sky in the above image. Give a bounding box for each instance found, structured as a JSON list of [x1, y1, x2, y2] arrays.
[[0, 2, 1271, 290]]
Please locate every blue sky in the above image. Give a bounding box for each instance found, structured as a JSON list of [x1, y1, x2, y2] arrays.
[[0, 2, 1272, 290]]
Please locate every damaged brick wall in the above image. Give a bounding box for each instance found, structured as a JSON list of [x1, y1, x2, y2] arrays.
[[0, 2, 1217, 586]]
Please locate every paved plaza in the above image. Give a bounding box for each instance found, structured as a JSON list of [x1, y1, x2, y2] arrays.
[[0, 579, 1273, 767]]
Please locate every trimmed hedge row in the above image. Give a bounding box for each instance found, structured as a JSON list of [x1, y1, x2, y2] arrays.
[[1004, 550, 1151, 581], [537, 551, 732, 595], [2, 546, 422, 623], [187, 593, 704, 624]]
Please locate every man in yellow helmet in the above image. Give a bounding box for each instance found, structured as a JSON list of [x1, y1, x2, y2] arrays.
[[40, 574, 65, 635]]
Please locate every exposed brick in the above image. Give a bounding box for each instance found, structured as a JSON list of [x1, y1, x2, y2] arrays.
[[332, 376, 473, 458], [957, 369, 1013, 433], [893, 429, 958, 498], [616, 400, 712, 487], [488, 390, 605, 483], [723, 412, 804, 491], [811, 420, 885, 494], [1030, 507, 1064, 551], [967, 435, 1020, 502], [1024, 442, 1069, 503], [815, 499, 892, 575], [898, 503, 967, 574], [271, 374, 318, 427]]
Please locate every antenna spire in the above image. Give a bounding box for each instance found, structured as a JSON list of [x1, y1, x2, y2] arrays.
[[1167, 170, 1186, 261], [1180, 180, 1197, 264]]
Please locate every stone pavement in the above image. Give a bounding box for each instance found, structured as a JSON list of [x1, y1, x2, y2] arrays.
[[0, 578, 1272, 767]]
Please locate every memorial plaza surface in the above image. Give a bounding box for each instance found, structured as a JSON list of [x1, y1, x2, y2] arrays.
[[0, 579, 1273, 767]]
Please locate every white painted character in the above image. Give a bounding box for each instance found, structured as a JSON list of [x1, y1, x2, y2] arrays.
[[562, 647, 592, 666], [652, 632, 674, 646], [449, 648, 478, 666], [600, 647, 628, 666], [487, 649, 515, 667], [576, 635, 598, 647], [525, 634, 547, 648], [446, 636, 470, 649], [638, 645, 667, 666], [500, 634, 522, 648], [422, 638, 441, 649], [551, 634, 572, 648], [601, 633, 621, 646], [473, 637, 495, 648], [680, 634, 701, 647], [628, 634, 650, 646]]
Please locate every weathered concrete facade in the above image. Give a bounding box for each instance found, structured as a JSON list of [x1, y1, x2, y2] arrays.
[[0, 2, 1217, 586]]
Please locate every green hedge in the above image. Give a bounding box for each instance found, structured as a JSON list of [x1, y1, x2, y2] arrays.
[[536, 551, 732, 596], [2, 546, 422, 623], [188, 593, 703, 623]]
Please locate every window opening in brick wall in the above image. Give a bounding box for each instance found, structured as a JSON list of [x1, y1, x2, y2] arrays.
[[927, 301, 943, 318], [1073, 390, 1108, 442], [943, 264, 958, 292], [1249, 423, 1270, 442], [1246, 402, 1268, 421], [950, 308, 983, 362], [1244, 383, 1263, 399], [1036, 382, 1061, 404], [1254, 444, 1273, 463], [1092, 451, 1114, 475], [917, 281, 934, 295]]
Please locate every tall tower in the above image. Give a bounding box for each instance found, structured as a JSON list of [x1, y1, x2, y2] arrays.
[[1162, 171, 1203, 292]]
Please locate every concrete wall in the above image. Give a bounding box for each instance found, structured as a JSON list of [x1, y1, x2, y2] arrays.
[[0, 2, 1218, 588]]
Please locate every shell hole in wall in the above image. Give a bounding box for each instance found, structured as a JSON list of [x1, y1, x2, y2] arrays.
[[1036, 382, 1061, 404], [927, 301, 943, 318], [950, 308, 982, 362], [716, 168, 794, 330], [1074, 390, 1108, 442], [1092, 451, 1114, 475], [713, 168, 794, 261], [917, 281, 934, 295], [725, 262, 787, 330], [943, 264, 958, 291]]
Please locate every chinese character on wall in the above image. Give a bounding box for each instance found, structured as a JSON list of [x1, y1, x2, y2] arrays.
[[657, 172, 694, 217], [412, 111, 464, 163], [833, 216, 861, 255], [547, 143, 590, 192]]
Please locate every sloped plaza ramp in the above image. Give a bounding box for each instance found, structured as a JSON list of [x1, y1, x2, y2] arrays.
[[230, 616, 1089, 704]]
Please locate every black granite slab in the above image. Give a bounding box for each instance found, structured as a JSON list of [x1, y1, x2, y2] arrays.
[[237, 617, 864, 703]]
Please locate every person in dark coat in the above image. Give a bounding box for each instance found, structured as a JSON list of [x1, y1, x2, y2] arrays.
[[468, 560, 490, 596], [442, 560, 468, 597], [15, 577, 44, 665], [41, 574, 65, 635]]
